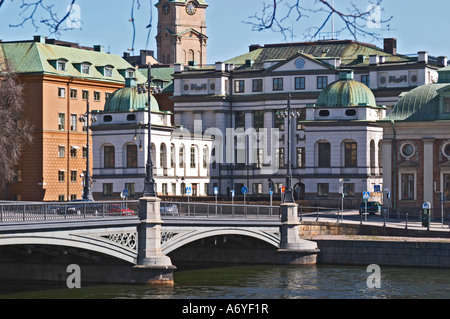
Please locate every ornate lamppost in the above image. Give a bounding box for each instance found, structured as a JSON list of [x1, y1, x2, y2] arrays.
[[79, 99, 97, 200], [137, 63, 160, 197], [277, 94, 300, 203]]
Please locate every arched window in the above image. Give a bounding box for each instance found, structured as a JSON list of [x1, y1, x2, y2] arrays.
[[179, 146, 185, 168], [170, 144, 175, 168], [318, 141, 331, 168], [203, 146, 209, 168], [344, 141, 357, 167], [104, 145, 115, 168], [126, 144, 138, 168], [190, 146, 196, 168], [160, 143, 167, 168], [370, 140, 376, 175]]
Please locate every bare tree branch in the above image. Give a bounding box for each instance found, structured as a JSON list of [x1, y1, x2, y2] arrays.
[[0, 59, 33, 190], [245, 0, 393, 42]]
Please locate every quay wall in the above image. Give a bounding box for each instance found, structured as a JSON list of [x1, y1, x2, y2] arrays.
[[300, 221, 450, 268]]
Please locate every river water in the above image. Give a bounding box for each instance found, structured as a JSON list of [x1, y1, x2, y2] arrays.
[[0, 264, 449, 299]]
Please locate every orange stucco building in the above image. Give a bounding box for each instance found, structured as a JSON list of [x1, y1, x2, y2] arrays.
[[0, 36, 146, 201]]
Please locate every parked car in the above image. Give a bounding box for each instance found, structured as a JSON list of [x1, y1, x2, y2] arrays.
[[66, 199, 100, 215], [108, 204, 135, 216], [160, 203, 179, 215], [359, 201, 381, 215]]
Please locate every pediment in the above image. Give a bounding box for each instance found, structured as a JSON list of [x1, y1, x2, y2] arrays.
[[177, 28, 208, 40], [439, 160, 450, 168], [269, 53, 336, 73], [397, 160, 419, 168]]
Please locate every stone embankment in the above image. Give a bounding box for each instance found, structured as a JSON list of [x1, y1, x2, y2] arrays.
[[301, 221, 450, 268]]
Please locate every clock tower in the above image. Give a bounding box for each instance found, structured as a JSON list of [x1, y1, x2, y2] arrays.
[[156, 0, 208, 66]]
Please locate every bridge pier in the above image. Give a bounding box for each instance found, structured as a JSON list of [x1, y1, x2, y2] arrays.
[[132, 197, 176, 285], [278, 203, 320, 264]]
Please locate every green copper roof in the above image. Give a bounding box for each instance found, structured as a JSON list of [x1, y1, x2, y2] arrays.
[[0, 40, 146, 84], [385, 68, 450, 121], [104, 78, 160, 113], [224, 40, 414, 72], [316, 71, 377, 108]]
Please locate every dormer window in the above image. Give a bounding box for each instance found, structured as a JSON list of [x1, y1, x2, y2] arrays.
[[81, 63, 90, 75], [57, 60, 67, 71], [126, 70, 135, 78], [105, 67, 113, 77]]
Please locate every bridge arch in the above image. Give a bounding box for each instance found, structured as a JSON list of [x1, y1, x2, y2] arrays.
[[161, 227, 280, 255], [0, 234, 137, 264]]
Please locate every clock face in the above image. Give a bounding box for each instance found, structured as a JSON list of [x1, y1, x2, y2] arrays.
[[162, 2, 170, 15], [295, 58, 306, 69], [186, 1, 197, 15]]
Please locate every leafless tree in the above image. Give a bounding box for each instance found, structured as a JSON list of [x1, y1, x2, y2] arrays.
[[1, 0, 391, 43], [245, 0, 393, 42], [0, 60, 33, 190]]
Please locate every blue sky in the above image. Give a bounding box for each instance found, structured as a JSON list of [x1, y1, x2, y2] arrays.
[[0, 0, 449, 64]]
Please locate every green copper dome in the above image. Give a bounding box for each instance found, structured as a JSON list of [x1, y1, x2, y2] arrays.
[[104, 78, 160, 113], [385, 67, 450, 121], [316, 71, 377, 108]]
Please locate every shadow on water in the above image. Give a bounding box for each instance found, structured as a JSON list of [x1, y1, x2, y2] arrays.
[[1, 264, 450, 299]]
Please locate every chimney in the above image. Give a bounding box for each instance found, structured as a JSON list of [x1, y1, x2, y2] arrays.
[[33, 35, 46, 43], [383, 38, 397, 55], [249, 44, 262, 52], [93, 45, 104, 52], [418, 51, 429, 63]]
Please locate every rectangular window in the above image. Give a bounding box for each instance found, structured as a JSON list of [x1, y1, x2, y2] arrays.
[[254, 110, 264, 131], [181, 182, 186, 195], [252, 79, 263, 92], [58, 170, 65, 182], [172, 183, 177, 195], [82, 90, 89, 100], [58, 146, 65, 158], [70, 147, 77, 158], [70, 89, 78, 99], [82, 146, 87, 158], [343, 183, 355, 197], [58, 195, 65, 202], [252, 183, 263, 194], [296, 109, 306, 130], [295, 77, 305, 90], [318, 142, 331, 168], [105, 67, 113, 77], [103, 183, 113, 196], [274, 111, 285, 131], [276, 148, 285, 168], [58, 87, 66, 98], [204, 183, 209, 195], [81, 64, 90, 74], [345, 142, 357, 167], [126, 144, 137, 168], [296, 147, 305, 168], [361, 75, 370, 87], [70, 170, 77, 182], [273, 78, 283, 91], [57, 61, 66, 71], [162, 183, 168, 195], [125, 183, 135, 196], [318, 183, 329, 197], [234, 80, 245, 93], [179, 147, 185, 168], [70, 194, 77, 201], [94, 91, 101, 101], [317, 76, 328, 89], [444, 174, 450, 200], [70, 114, 77, 131], [235, 111, 245, 129], [105, 92, 112, 101], [58, 113, 65, 131], [401, 174, 415, 200]]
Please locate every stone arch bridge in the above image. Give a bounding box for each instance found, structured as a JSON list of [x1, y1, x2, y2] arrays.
[[0, 199, 318, 285]]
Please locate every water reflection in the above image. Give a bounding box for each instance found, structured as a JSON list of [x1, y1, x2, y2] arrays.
[[1, 264, 449, 299]]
